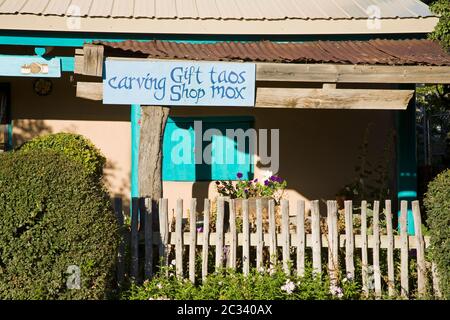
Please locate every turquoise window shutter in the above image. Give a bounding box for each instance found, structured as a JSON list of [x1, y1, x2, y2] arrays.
[[163, 117, 254, 181]]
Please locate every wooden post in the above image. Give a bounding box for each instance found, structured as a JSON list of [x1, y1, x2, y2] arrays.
[[385, 200, 395, 296], [281, 199, 290, 275], [297, 200, 305, 277], [143, 197, 153, 280], [360, 200, 369, 295], [373, 200, 381, 298], [189, 199, 197, 283], [229, 199, 237, 269], [327, 200, 339, 285], [138, 106, 170, 204], [412, 201, 426, 297], [268, 199, 277, 267], [256, 199, 264, 271], [400, 200, 409, 298], [114, 197, 125, 287], [344, 200, 355, 279], [158, 198, 169, 271], [311, 200, 321, 276], [130, 197, 139, 282], [242, 199, 250, 276], [175, 199, 184, 278], [201, 199, 210, 282], [215, 198, 225, 271]]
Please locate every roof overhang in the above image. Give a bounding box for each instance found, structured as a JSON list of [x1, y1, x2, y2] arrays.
[[0, 15, 439, 35]]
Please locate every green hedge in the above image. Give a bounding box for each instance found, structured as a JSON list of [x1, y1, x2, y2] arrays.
[[0, 150, 119, 299], [19, 133, 106, 180], [424, 169, 450, 299]]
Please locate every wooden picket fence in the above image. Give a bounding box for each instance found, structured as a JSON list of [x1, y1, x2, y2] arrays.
[[113, 197, 441, 298]]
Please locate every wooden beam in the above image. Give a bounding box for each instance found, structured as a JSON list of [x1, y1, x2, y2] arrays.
[[82, 44, 104, 77], [76, 81, 413, 110], [256, 63, 450, 84], [255, 87, 413, 110], [74, 53, 450, 84]]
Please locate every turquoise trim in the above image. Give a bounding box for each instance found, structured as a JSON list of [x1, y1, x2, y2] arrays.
[[397, 190, 417, 198], [396, 85, 417, 235], [34, 47, 46, 56], [0, 30, 428, 47], [130, 104, 141, 199], [60, 57, 75, 72]]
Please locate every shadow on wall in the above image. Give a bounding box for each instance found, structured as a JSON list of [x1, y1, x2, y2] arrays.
[[12, 119, 53, 147]]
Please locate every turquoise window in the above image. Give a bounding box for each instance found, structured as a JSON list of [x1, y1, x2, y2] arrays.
[[163, 116, 254, 181]]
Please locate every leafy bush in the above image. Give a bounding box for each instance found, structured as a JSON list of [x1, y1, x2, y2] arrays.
[[0, 150, 119, 299], [216, 173, 287, 204], [424, 169, 450, 299], [124, 263, 361, 300], [19, 132, 106, 180]]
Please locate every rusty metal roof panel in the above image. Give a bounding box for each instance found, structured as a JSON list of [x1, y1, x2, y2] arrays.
[[0, 0, 437, 20], [97, 39, 450, 66]]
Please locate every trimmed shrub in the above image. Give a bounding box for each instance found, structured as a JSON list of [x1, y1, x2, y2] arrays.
[[18, 133, 106, 180], [424, 169, 450, 299], [0, 150, 119, 299]]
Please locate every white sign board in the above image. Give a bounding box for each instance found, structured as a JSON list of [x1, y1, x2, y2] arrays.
[[103, 59, 256, 106]]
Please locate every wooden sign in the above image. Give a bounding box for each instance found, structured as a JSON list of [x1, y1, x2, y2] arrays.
[[103, 59, 256, 106], [0, 55, 61, 77]]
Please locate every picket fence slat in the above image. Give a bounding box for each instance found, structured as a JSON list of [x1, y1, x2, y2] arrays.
[[385, 200, 395, 296], [373, 200, 381, 297], [400, 200, 409, 297], [327, 200, 339, 285], [345, 200, 355, 279], [202, 199, 210, 282], [143, 198, 153, 280], [297, 200, 305, 277], [412, 201, 426, 297], [189, 199, 197, 283], [158, 199, 169, 271], [281, 199, 290, 275], [229, 199, 237, 269], [256, 199, 263, 270], [268, 199, 277, 266], [360, 200, 368, 295], [175, 199, 184, 278], [215, 198, 225, 270], [131, 198, 139, 282], [311, 200, 321, 275], [242, 199, 250, 276]]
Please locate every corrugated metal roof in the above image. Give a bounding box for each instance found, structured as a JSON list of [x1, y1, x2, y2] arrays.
[[0, 0, 436, 20], [96, 39, 450, 66]]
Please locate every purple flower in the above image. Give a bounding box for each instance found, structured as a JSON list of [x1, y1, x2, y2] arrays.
[[244, 189, 249, 194], [264, 180, 269, 186], [197, 227, 204, 233], [253, 178, 258, 183], [270, 175, 276, 181], [237, 172, 243, 179]]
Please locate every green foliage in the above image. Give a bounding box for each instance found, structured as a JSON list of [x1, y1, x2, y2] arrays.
[[428, 0, 450, 51], [0, 150, 119, 299], [124, 263, 362, 300], [424, 169, 450, 299], [216, 173, 287, 204], [19, 133, 106, 181]]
